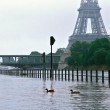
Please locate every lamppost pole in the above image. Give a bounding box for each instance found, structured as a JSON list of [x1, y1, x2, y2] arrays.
[[50, 36, 55, 78]]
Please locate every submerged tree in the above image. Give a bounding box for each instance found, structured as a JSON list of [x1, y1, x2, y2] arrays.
[[66, 38, 110, 67]]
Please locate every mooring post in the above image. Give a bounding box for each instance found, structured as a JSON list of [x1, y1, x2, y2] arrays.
[[90, 70, 92, 82], [43, 69, 46, 79], [86, 70, 88, 82], [68, 70, 70, 81], [52, 69, 55, 79], [65, 69, 67, 81], [108, 70, 110, 84], [32, 70, 35, 78], [26, 70, 28, 77], [55, 69, 57, 80], [77, 68, 79, 81], [47, 69, 49, 78], [81, 69, 83, 82], [40, 69, 42, 78], [36, 69, 38, 78], [35, 70, 37, 78], [50, 69, 51, 79], [72, 70, 74, 81], [58, 69, 60, 80], [34, 69, 37, 78], [39, 69, 40, 78], [38, 69, 40, 78], [96, 70, 98, 83], [45, 69, 47, 79], [31, 70, 33, 78], [102, 70, 104, 83], [32, 70, 34, 78], [61, 69, 63, 80]]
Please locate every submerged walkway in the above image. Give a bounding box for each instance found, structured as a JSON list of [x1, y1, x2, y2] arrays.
[[0, 69, 110, 84]]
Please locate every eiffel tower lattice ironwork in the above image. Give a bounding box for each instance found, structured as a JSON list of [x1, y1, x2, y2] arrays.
[[68, 0, 110, 48], [58, 0, 110, 69]]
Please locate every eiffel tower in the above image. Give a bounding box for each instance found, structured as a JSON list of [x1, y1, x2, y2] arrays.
[[68, 0, 110, 48], [58, 0, 110, 69]]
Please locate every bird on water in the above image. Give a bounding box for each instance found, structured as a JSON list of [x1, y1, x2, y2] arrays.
[[45, 88, 55, 93], [70, 89, 80, 94]]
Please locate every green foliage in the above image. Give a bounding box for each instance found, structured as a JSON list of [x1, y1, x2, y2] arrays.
[[55, 48, 65, 55], [93, 48, 107, 65], [66, 38, 110, 67], [106, 53, 110, 66], [66, 41, 89, 66], [30, 51, 41, 55]]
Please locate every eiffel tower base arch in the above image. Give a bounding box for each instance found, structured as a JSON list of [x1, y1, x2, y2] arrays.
[[58, 34, 110, 69]]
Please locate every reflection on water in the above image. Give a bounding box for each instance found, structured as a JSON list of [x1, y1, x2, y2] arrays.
[[0, 74, 110, 110]]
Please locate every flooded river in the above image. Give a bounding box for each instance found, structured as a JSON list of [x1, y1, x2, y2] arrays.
[[0, 74, 110, 110]]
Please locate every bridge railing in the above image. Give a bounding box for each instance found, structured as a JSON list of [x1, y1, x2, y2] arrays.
[[0, 55, 62, 69]]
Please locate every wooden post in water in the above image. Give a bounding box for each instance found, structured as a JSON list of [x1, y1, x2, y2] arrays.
[[38, 69, 39, 78], [31, 70, 33, 78], [50, 69, 52, 79], [36, 69, 38, 78], [81, 69, 83, 82], [102, 70, 104, 83], [40, 69, 42, 78], [65, 69, 67, 81], [58, 69, 60, 80], [108, 70, 110, 84], [44, 69, 47, 79], [32, 70, 34, 78], [90, 70, 92, 82], [53, 69, 54, 79], [35, 70, 37, 78], [72, 70, 74, 81], [86, 70, 88, 82], [35, 70, 36, 78], [96, 70, 98, 83], [32, 69, 35, 78], [43, 69, 46, 79], [26, 70, 28, 77], [77, 68, 79, 81], [38, 69, 40, 78], [68, 70, 70, 81], [39, 69, 40, 78], [47, 69, 49, 79], [61, 69, 63, 81], [55, 69, 57, 80]]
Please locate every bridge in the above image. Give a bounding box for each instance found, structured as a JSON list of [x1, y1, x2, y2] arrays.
[[0, 55, 61, 69]]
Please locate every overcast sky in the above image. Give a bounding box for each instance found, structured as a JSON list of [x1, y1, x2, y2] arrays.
[[0, 0, 109, 55]]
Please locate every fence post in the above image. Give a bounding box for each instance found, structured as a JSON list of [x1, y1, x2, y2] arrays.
[[40, 69, 42, 78], [96, 70, 98, 83], [58, 69, 60, 80], [86, 70, 88, 82], [31, 70, 33, 78], [55, 69, 57, 80], [65, 69, 67, 81], [61, 69, 63, 80], [72, 70, 74, 81], [102, 70, 104, 83], [77, 68, 79, 81], [90, 70, 92, 82], [108, 70, 110, 84], [81, 69, 83, 82], [47, 69, 49, 78], [68, 70, 70, 81]]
